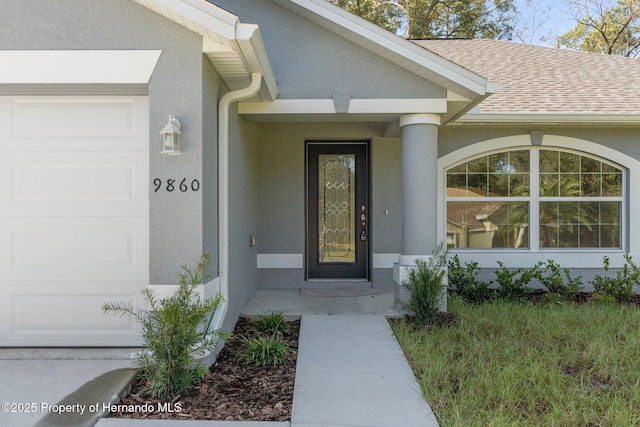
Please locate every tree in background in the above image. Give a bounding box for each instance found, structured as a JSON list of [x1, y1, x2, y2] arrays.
[[557, 0, 640, 56], [329, 0, 405, 34], [328, 0, 517, 39]]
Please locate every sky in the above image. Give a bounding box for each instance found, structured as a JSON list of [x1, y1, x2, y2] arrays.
[[513, 0, 576, 46], [514, 0, 618, 46]]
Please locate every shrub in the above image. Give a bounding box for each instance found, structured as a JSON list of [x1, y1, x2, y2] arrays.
[[401, 243, 448, 326], [448, 255, 492, 303], [238, 335, 293, 367], [493, 261, 542, 302], [251, 310, 290, 336], [102, 253, 229, 397], [536, 259, 583, 301], [590, 254, 640, 303]]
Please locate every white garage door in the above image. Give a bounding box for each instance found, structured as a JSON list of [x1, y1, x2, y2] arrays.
[[0, 96, 149, 346]]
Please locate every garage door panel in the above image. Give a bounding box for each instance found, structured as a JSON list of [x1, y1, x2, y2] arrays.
[[0, 152, 149, 216], [0, 284, 144, 346], [0, 94, 149, 346], [1, 217, 149, 282], [0, 96, 149, 151]]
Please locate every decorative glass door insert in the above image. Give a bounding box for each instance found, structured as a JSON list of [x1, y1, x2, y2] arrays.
[[318, 154, 356, 263], [307, 142, 368, 279]]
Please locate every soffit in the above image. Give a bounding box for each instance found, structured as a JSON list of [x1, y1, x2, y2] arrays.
[[130, 0, 278, 100]]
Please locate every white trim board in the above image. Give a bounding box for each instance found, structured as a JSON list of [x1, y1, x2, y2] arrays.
[[239, 98, 447, 115], [0, 51, 161, 84], [257, 253, 399, 269], [257, 254, 304, 269]]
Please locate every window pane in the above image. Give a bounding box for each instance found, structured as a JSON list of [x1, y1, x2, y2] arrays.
[[581, 157, 600, 173], [600, 202, 620, 224], [539, 173, 558, 197], [449, 163, 466, 173], [447, 173, 466, 190], [559, 174, 581, 197], [468, 174, 488, 196], [540, 201, 621, 249], [447, 201, 528, 249], [601, 225, 621, 248], [559, 152, 580, 172], [468, 156, 487, 172], [540, 150, 558, 172], [510, 150, 530, 172], [581, 173, 601, 196], [509, 174, 530, 197], [489, 173, 509, 196], [603, 173, 622, 196]]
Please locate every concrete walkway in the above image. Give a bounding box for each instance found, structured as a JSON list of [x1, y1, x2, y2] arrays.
[[292, 315, 438, 427]]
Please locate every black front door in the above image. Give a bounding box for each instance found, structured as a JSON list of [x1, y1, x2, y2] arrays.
[[306, 142, 369, 279]]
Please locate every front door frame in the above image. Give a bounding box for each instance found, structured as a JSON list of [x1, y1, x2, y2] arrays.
[[305, 140, 370, 280]]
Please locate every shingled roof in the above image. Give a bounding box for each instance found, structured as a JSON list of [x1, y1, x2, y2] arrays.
[[414, 39, 640, 116]]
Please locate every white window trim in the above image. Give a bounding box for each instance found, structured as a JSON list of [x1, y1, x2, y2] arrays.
[[437, 134, 640, 269]]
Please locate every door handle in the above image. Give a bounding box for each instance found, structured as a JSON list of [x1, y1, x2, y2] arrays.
[[360, 205, 367, 241]]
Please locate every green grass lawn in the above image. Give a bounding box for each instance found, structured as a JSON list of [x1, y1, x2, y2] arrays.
[[391, 296, 640, 426]]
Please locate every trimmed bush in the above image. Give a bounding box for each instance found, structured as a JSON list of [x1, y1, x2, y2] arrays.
[[402, 243, 448, 326], [590, 254, 640, 303], [448, 255, 492, 303]]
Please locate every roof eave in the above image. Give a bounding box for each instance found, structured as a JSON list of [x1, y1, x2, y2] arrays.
[[456, 112, 640, 124]]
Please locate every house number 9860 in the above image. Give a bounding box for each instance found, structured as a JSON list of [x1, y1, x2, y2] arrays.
[[153, 178, 200, 193]]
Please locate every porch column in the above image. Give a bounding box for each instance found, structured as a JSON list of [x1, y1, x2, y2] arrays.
[[400, 113, 440, 257], [394, 113, 446, 311]]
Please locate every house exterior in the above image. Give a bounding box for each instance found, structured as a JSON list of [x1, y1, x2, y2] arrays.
[[1, 0, 639, 347]]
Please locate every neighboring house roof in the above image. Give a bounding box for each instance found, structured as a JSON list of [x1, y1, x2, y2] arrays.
[[415, 39, 640, 123], [130, 0, 278, 101], [446, 187, 503, 231]]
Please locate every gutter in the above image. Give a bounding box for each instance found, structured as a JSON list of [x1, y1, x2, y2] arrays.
[[208, 72, 263, 334]]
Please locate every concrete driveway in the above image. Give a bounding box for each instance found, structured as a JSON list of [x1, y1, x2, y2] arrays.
[[0, 349, 134, 427]]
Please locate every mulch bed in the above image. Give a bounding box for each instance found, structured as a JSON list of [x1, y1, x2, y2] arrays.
[[107, 317, 299, 421]]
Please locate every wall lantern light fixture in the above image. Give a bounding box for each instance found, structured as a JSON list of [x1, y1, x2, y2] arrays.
[[160, 115, 181, 155]]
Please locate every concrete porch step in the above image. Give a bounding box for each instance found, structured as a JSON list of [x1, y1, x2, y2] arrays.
[[241, 289, 401, 319]]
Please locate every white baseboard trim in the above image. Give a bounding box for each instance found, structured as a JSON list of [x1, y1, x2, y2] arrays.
[[257, 254, 304, 269], [256, 253, 400, 269]]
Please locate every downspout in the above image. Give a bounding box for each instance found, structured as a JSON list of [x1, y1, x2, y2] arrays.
[[209, 72, 263, 333]]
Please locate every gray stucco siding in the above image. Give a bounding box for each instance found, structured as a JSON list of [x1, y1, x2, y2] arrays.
[[225, 105, 260, 331], [211, 0, 445, 100], [1, 0, 212, 285]]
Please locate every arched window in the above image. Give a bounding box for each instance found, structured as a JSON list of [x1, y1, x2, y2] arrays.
[[446, 148, 624, 250]]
